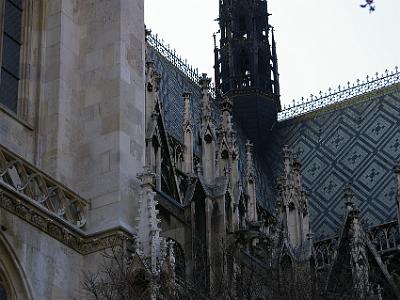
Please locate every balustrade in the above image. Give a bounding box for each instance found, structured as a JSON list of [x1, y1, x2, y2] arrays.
[[0, 145, 88, 228], [278, 67, 400, 121]]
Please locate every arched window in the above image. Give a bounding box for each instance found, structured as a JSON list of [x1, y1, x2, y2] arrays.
[[387, 225, 399, 249], [238, 50, 249, 77], [280, 255, 293, 283], [0, 0, 23, 113], [373, 229, 387, 251]]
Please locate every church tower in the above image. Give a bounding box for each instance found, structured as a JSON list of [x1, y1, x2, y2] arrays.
[[214, 0, 280, 147]]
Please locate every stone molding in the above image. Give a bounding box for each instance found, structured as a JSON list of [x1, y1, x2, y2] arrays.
[[0, 145, 88, 228], [0, 144, 135, 255], [0, 186, 134, 255]]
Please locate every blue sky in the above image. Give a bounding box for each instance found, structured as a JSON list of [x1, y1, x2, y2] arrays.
[[145, 0, 400, 107]]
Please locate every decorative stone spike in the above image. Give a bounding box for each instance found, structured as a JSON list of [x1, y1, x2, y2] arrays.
[[344, 184, 354, 212], [394, 162, 400, 230], [278, 145, 311, 248]]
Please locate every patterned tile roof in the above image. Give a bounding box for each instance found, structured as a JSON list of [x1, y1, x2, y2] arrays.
[[270, 85, 400, 239]]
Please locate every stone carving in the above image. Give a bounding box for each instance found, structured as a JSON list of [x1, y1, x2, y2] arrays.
[[0, 145, 88, 228], [0, 179, 134, 255]]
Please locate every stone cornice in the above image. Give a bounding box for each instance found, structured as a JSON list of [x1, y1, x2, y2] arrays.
[[0, 184, 135, 255]]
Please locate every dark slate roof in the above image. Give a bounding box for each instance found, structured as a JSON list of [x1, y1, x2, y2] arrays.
[[268, 84, 400, 239], [147, 46, 275, 212], [147, 46, 220, 157], [147, 42, 400, 240]]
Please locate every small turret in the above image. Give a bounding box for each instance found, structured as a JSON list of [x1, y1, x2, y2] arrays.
[[245, 140, 257, 223], [199, 74, 216, 183], [343, 185, 371, 299], [182, 92, 194, 174], [216, 96, 240, 232], [277, 145, 310, 248], [145, 62, 162, 189]]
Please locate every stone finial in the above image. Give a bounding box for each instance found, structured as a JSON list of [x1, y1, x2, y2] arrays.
[[199, 73, 211, 92], [344, 184, 353, 207], [344, 184, 359, 216], [145, 61, 161, 92], [293, 159, 301, 171], [199, 74, 212, 124], [276, 176, 282, 191], [182, 91, 192, 126], [282, 145, 291, 158], [137, 166, 157, 188], [220, 96, 233, 113], [394, 161, 400, 174], [182, 92, 194, 174], [395, 162, 400, 230], [245, 140, 255, 178]]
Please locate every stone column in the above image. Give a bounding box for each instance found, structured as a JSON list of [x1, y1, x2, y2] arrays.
[[39, 0, 146, 234]]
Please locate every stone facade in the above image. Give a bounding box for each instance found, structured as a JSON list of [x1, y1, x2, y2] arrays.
[[1, 0, 400, 299], [1, 0, 147, 299]]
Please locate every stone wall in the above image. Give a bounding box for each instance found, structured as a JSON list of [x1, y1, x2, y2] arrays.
[[1, 0, 146, 234], [0, 209, 84, 299]]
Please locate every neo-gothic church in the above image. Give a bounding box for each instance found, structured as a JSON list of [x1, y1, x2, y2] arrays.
[[0, 0, 399, 299]]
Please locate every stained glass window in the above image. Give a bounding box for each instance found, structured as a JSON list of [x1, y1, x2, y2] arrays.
[[0, 0, 23, 113]]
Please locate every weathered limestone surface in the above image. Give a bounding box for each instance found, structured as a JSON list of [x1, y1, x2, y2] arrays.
[[0, 0, 46, 161], [0, 209, 84, 300], [1, 0, 146, 234]]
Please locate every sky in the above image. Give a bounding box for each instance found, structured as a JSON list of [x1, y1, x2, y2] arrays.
[[144, 0, 400, 107]]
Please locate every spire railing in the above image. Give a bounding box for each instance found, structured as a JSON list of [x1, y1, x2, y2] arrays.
[[146, 31, 201, 84], [278, 67, 400, 121], [146, 30, 218, 99]]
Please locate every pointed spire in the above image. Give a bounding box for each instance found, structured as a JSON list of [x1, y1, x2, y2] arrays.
[[182, 91, 192, 127], [137, 167, 162, 271], [220, 96, 234, 134], [344, 184, 355, 212], [282, 145, 292, 177], [245, 140, 255, 179], [145, 61, 161, 93], [278, 145, 310, 248], [145, 61, 162, 136], [199, 73, 212, 124], [182, 92, 194, 174], [271, 27, 280, 102], [347, 192, 371, 299], [199, 74, 216, 182], [213, 33, 221, 98], [394, 162, 400, 228], [245, 140, 257, 223]]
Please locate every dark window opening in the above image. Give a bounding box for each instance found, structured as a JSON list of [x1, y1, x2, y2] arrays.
[[204, 133, 213, 144], [239, 50, 249, 76], [0, 0, 23, 113], [221, 149, 229, 159], [238, 16, 246, 32]]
